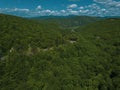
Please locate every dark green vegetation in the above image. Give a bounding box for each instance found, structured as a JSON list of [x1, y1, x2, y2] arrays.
[[32, 16, 102, 28], [0, 14, 120, 90]]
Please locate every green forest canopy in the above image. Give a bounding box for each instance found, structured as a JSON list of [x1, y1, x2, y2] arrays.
[[0, 14, 120, 90]]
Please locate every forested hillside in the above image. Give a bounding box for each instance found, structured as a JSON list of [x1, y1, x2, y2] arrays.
[[0, 14, 120, 90], [32, 16, 102, 28]]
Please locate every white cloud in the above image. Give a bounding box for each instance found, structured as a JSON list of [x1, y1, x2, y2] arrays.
[[79, 9, 89, 13], [101, 8, 106, 11], [92, 0, 120, 16], [67, 4, 78, 9], [94, 0, 120, 7], [0, 8, 30, 13], [69, 10, 78, 15], [67, 8, 73, 11], [60, 10, 66, 13], [14, 8, 30, 12], [79, 6, 84, 9], [0, 3, 120, 17], [43, 9, 51, 13], [36, 5, 42, 10]]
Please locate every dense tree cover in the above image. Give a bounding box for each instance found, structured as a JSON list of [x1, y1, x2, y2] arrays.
[[31, 16, 102, 29], [0, 14, 120, 90]]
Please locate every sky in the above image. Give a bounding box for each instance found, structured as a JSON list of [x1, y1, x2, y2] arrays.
[[0, 0, 120, 17]]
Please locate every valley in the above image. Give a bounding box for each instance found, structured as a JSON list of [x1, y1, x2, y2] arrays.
[[0, 14, 120, 90]]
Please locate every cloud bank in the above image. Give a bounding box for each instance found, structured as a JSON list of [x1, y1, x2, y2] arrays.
[[67, 4, 78, 9], [0, 0, 120, 17]]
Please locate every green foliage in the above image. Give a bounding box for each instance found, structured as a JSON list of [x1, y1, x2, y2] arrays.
[[32, 16, 102, 28], [0, 14, 120, 90]]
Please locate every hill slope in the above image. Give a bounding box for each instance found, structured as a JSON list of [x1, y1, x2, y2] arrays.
[[0, 14, 120, 90], [0, 14, 64, 57], [32, 16, 102, 28]]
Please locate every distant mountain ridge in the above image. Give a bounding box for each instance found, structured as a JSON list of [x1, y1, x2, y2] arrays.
[[31, 15, 76, 19], [31, 15, 103, 28]]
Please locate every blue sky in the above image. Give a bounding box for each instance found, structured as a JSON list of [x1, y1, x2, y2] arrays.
[[0, 0, 120, 17]]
